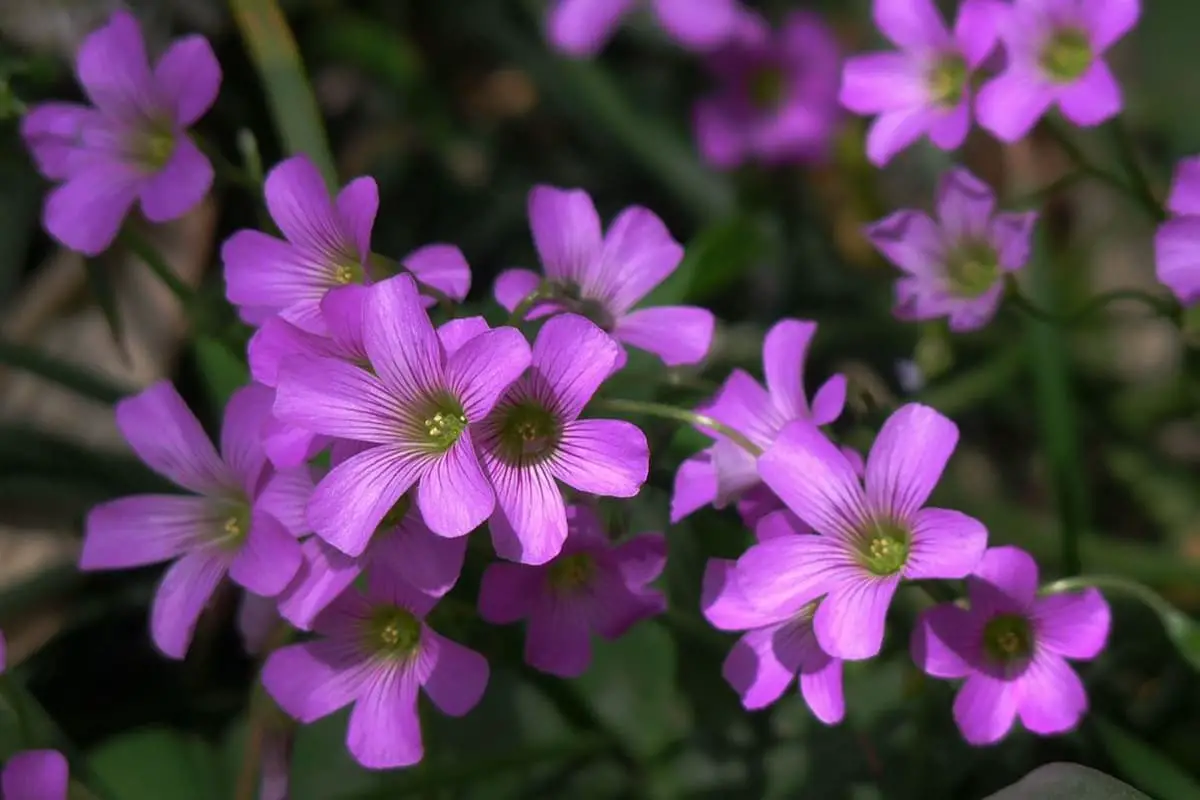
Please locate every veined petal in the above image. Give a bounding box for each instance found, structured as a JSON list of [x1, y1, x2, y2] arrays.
[[274, 357, 404, 445], [421, 632, 489, 716], [263, 638, 373, 723], [967, 545, 1039, 611], [552, 419, 648, 498], [613, 306, 714, 366], [309, 445, 427, 557], [865, 403, 957, 520], [953, 672, 1018, 745], [937, 168, 996, 242], [335, 177, 378, 262], [278, 538, 362, 630], [1032, 589, 1110, 660], [255, 467, 314, 537], [417, 432, 494, 538], [264, 155, 345, 254], [445, 327, 532, 420], [321, 284, 370, 358], [228, 512, 303, 597], [594, 206, 684, 312], [222, 230, 329, 326], [530, 314, 619, 420], [150, 549, 229, 659], [912, 603, 976, 678], [249, 318, 340, 387], [762, 319, 818, 420], [758, 419, 866, 540], [525, 595, 593, 677], [736, 535, 850, 619], [528, 185, 603, 282], [478, 561, 541, 624], [437, 317, 490, 360], [723, 624, 794, 710], [364, 275, 444, 403], [116, 381, 235, 495], [372, 515, 467, 597], [221, 383, 274, 496], [82, 495, 217, 570], [905, 508, 988, 580], [486, 460, 567, 566], [153, 35, 221, 126], [813, 576, 899, 660], [404, 244, 471, 303], [348, 669, 424, 769], [1014, 654, 1088, 735]]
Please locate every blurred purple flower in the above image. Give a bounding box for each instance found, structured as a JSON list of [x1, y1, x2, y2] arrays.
[[703, 512, 844, 723], [840, 0, 1002, 165], [694, 10, 842, 169], [81, 383, 307, 659], [671, 319, 846, 525], [478, 505, 665, 677], [274, 274, 530, 550], [20, 10, 219, 255], [477, 315, 648, 565], [977, 0, 1140, 142], [548, 0, 739, 57], [1155, 156, 1200, 307], [738, 404, 987, 660], [865, 168, 1038, 332], [2, 750, 69, 799], [263, 571, 488, 770], [913, 546, 1110, 745], [494, 186, 714, 367]]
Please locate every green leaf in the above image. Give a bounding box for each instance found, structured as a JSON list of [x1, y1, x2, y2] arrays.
[[1093, 717, 1200, 800], [89, 727, 226, 800], [984, 763, 1150, 800], [0, 340, 133, 404], [192, 336, 250, 411], [641, 216, 764, 309]]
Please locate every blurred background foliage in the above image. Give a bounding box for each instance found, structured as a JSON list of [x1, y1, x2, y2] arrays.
[[0, 0, 1198, 798]]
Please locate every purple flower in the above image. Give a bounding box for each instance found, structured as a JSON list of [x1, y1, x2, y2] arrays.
[[477, 314, 648, 565], [864, 168, 1038, 332], [976, 0, 1140, 142], [671, 319, 846, 525], [737, 403, 988, 660], [702, 511, 844, 723], [262, 571, 488, 769], [478, 505, 665, 677], [913, 546, 1110, 744], [2, 750, 69, 799], [279, 444, 466, 629], [548, 0, 739, 57], [839, 0, 1001, 165], [81, 382, 306, 658], [494, 186, 714, 367], [224, 154, 471, 331], [20, 10, 219, 255], [1155, 156, 1200, 307], [694, 10, 841, 169], [274, 274, 531, 551]]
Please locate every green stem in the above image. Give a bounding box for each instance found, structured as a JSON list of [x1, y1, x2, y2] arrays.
[[506, 285, 554, 326], [192, 133, 259, 192], [1108, 119, 1166, 222], [1007, 285, 1182, 327], [1042, 117, 1132, 199], [118, 228, 194, 308], [0, 340, 132, 404], [596, 398, 762, 457]]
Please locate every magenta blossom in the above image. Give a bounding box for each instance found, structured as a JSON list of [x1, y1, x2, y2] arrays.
[[224, 155, 471, 332], [548, 0, 739, 57], [694, 10, 841, 169], [671, 319, 846, 526], [703, 512, 844, 723], [913, 546, 1110, 745], [81, 383, 306, 658], [263, 571, 488, 769], [976, 0, 1140, 142], [478, 506, 665, 677], [1155, 156, 1200, 307], [477, 314, 649, 565], [20, 11, 219, 255], [738, 404, 988, 661], [494, 186, 714, 367], [2, 750, 69, 799], [865, 168, 1038, 332], [839, 0, 1001, 166], [274, 274, 530, 551]]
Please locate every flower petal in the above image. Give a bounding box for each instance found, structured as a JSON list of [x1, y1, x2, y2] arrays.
[[364, 274, 444, 402], [693, 97, 746, 169], [1155, 217, 1200, 305], [528, 185, 603, 282], [863, 210, 946, 279], [552, 419, 649, 498], [1057, 61, 1122, 127], [43, 160, 141, 256], [937, 168, 996, 242], [278, 538, 362, 630], [76, 10, 156, 118], [614, 533, 667, 588], [422, 632, 489, 716], [912, 603, 976, 678], [905, 508, 988, 580], [229, 512, 303, 597], [274, 356, 403, 445], [613, 306, 714, 366], [547, 0, 635, 55], [652, 0, 738, 49], [264, 155, 343, 252], [758, 418, 865, 540], [838, 53, 927, 114], [249, 318, 338, 387], [335, 177, 378, 261], [255, 467, 314, 537], [799, 652, 845, 725], [1033, 588, 1110, 660], [954, 0, 1003, 66], [1082, 0, 1140, 51], [320, 284, 370, 358], [478, 561, 541, 624], [262, 638, 372, 723], [140, 135, 213, 223], [991, 210, 1039, 272], [116, 381, 234, 495], [810, 374, 847, 426], [762, 319, 818, 420], [525, 595, 593, 677], [221, 230, 327, 325], [703, 558, 780, 630], [735, 534, 850, 619], [347, 670, 423, 770], [723, 624, 796, 710], [82, 495, 215, 570], [2, 750, 69, 799], [967, 545, 1039, 611], [492, 268, 548, 314], [865, 403, 957, 520], [1015, 654, 1088, 735], [975, 69, 1055, 143], [486, 460, 567, 566], [866, 107, 936, 166], [417, 432, 494, 538], [404, 244, 471, 303], [755, 509, 809, 540], [813, 576, 899, 660], [19, 102, 99, 180], [220, 383, 273, 496], [1166, 156, 1200, 216], [594, 206, 684, 313], [446, 326, 532, 420], [308, 445, 426, 557], [372, 515, 467, 597], [670, 453, 717, 523], [531, 314, 619, 420], [953, 673, 1018, 745], [150, 550, 229, 659], [153, 35, 221, 125], [873, 0, 952, 49]]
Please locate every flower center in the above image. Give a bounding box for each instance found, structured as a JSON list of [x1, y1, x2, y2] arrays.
[[495, 398, 562, 465], [982, 613, 1034, 665], [926, 53, 968, 108], [140, 127, 177, 171], [1040, 28, 1093, 83], [547, 553, 596, 593], [555, 282, 616, 330], [856, 519, 911, 576], [215, 500, 251, 551], [747, 66, 788, 111], [945, 241, 1000, 298], [364, 605, 422, 658], [332, 261, 363, 285], [416, 392, 469, 453]]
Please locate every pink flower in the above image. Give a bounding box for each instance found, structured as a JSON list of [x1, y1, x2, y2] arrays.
[[548, 0, 739, 57], [2, 750, 69, 799], [1155, 156, 1200, 307]]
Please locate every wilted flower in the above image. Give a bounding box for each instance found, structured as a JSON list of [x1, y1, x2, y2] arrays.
[[21, 10, 220, 255], [976, 0, 1140, 142], [739, 404, 988, 660], [840, 0, 1001, 165], [865, 168, 1038, 332], [494, 185, 714, 367], [548, 0, 738, 57], [694, 10, 841, 169], [478, 506, 665, 677], [1155, 156, 1200, 307], [913, 546, 1110, 744]]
